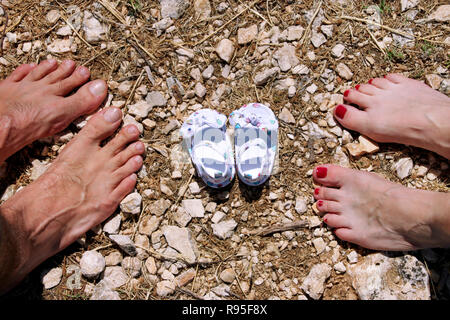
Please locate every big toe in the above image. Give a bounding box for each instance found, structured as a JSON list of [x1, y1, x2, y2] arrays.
[[313, 164, 352, 187], [333, 104, 369, 133], [60, 79, 108, 118], [78, 107, 123, 143]]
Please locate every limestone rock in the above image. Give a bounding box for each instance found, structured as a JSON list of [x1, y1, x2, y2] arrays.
[[287, 26, 304, 41], [336, 63, 353, 80], [348, 253, 430, 300], [156, 280, 176, 296], [41, 267, 63, 289], [219, 268, 235, 283], [175, 268, 196, 287], [163, 226, 198, 264], [401, 0, 419, 12], [90, 280, 121, 300], [102, 266, 128, 289], [278, 107, 295, 124], [194, 0, 211, 20], [212, 219, 237, 239], [426, 5, 450, 22], [331, 44, 345, 58], [254, 67, 280, 85], [301, 263, 332, 300], [122, 257, 141, 278], [146, 91, 167, 107], [103, 213, 121, 235], [128, 101, 153, 118], [237, 24, 258, 45], [392, 157, 413, 179], [82, 11, 107, 43], [182, 199, 205, 218], [160, 0, 189, 19], [109, 234, 137, 256], [149, 198, 171, 216], [274, 43, 299, 72], [139, 215, 162, 236], [80, 250, 106, 279], [216, 39, 235, 63], [120, 192, 142, 215], [345, 136, 379, 157], [425, 74, 443, 90]]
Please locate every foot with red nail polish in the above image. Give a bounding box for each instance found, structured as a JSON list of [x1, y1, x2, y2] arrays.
[[312, 165, 450, 251], [0, 108, 144, 293], [0, 59, 108, 163], [335, 73, 450, 159]]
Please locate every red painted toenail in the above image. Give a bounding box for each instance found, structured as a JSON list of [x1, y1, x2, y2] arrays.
[[344, 89, 350, 97], [335, 105, 347, 119], [318, 200, 324, 207], [355, 84, 360, 90], [369, 78, 374, 84], [314, 188, 320, 195], [324, 218, 328, 223], [316, 167, 327, 178]]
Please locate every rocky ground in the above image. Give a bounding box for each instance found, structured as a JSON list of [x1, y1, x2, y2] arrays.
[[0, 0, 449, 300]]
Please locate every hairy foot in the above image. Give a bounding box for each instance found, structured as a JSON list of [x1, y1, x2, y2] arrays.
[[0, 59, 108, 162], [334, 74, 450, 159], [312, 165, 450, 251], [0, 107, 145, 293]]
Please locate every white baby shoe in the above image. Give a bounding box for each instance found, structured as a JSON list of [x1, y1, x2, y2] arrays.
[[229, 103, 278, 186], [180, 109, 235, 188]]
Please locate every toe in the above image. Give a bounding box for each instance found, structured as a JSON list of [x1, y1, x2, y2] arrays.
[[334, 104, 369, 132], [61, 79, 108, 117], [344, 88, 373, 108], [334, 228, 357, 243], [384, 73, 406, 84], [44, 60, 76, 84], [314, 186, 340, 201], [316, 200, 341, 214], [78, 107, 123, 143], [313, 164, 351, 187], [355, 83, 379, 95], [111, 141, 145, 167], [323, 213, 350, 229], [7, 63, 37, 82], [51, 65, 91, 96], [110, 173, 138, 203], [25, 59, 58, 81], [113, 155, 143, 183], [104, 125, 141, 156], [369, 77, 392, 89]]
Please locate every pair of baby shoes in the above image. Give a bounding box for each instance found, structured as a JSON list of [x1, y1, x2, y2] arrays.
[[180, 103, 278, 188]]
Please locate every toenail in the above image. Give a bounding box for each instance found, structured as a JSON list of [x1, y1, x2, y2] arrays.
[[127, 125, 139, 135], [134, 156, 143, 164], [335, 105, 347, 119], [103, 108, 122, 123], [368, 79, 374, 84], [47, 59, 56, 65], [355, 84, 360, 90], [63, 60, 73, 67], [316, 167, 327, 179], [89, 80, 107, 97], [78, 66, 90, 77], [318, 200, 323, 207], [29, 63, 37, 68], [344, 89, 350, 97], [324, 218, 328, 223], [135, 142, 144, 152], [314, 188, 320, 195]]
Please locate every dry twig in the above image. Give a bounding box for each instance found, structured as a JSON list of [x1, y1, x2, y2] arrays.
[[245, 220, 308, 236]]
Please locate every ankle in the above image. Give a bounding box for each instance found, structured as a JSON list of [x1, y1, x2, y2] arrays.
[[0, 115, 12, 163], [428, 192, 450, 248]]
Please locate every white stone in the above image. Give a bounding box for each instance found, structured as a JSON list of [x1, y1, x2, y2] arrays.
[[47, 38, 76, 53], [146, 91, 167, 107], [347, 251, 358, 264], [103, 266, 128, 289], [103, 214, 121, 234], [194, 0, 211, 19], [219, 268, 235, 283], [163, 226, 198, 264], [120, 192, 142, 215], [122, 256, 141, 278], [90, 280, 121, 300], [211, 211, 226, 224], [336, 63, 353, 80], [311, 32, 327, 48], [202, 64, 214, 79], [41, 267, 63, 289], [128, 101, 153, 118], [83, 11, 107, 43], [30, 159, 50, 181], [123, 115, 143, 133], [274, 43, 299, 72], [254, 67, 280, 85], [160, 0, 190, 19], [331, 44, 345, 58], [109, 234, 137, 256], [156, 280, 176, 296], [301, 263, 332, 300], [139, 215, 162, 235], [237, 24, 258, 45], [312, 238, 326, 254], [295, 197, 307, 214], [278, 107, 295, 124], [80, 251, 106, 279], [393, 157, 413, 179], [212, 219, 237, 239], [46, 10, 61, 24], [194, 82, 207, 98], [182, 199, 205, 218], [215, 39, 235, 63], [401, 0, 420, 12], [426, 5, 450, 22], [188, 182, 201, 195], [287, 26, 304, 41], [348, 253, 430, 300]]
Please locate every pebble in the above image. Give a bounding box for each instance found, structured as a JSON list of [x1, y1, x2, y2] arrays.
[[46, 10, 60, 24], [194, 82, 207, 98], [150, 198, 172, 216], [274, 43, 299, 72], [278, 107, 295, 124], [401, 0, 420, 12], [345, 135, 379, 157], [237, 24, 258, 45], [163, 226, 198, 264], [219, 268, 235, 283], [80, 250, 106, 279], [156, 280, 176, 296], [160, 0, 189, 19], [105, 251, 123, 266], [336, 63, 353, 80], [216, 39, 235, 63], [90, 280, 121, 300], [310, 32, 327, 48], [287, 26, 304, 41], [393, 157, 414, 179], [182, 199, 205, 218], [347, 251, 358, 264], [139, 215, 162, 236], [109, 234, 137, 256], [312, 238, 326, 254], [334, 262, 346, 274], [41, 267, 63, 289], [331, 44, 345, 58], [103, 266, 129, 289], [426, 5, 450, 22], [120, 192, 142, 215], [425, 74, 443, 90], [301, 263, 332, 300], [254, 67, 280, 85], [175, 268, 196, 287], [202, 64, 214, 79], [128, 101, 153, 118], [82, 10, 107, 43], [122, 257, 142, 278], [295, 197, 308, 214], [212, 219, 237, 239], [194, 0, 211, 19], [103, 214, 121, 234], [146, 91, 167, 107]]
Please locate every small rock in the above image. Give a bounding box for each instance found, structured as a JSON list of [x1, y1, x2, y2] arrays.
[[194, 0, 211, 20], [80, 251, 106, 279], [139, 215, 162, 236], [254, 67, 280, 86], [301, 263, 332, 300], [278, 107, 295, 124], [345, 136, 379, 157], [149, 198, 172, 216], [82, 10, 107, 43], [90, 280, 121, 300], [215, 39, 235, 63], [160, 0, 190, 19], [312, 238, 326, 254], [182, 199, 205, 218], [401, 0, 419, 12], [194, 82, 207, 98], [46, 10, 60, 24], [426, 5, 450, 22], [287, 25, 304, 41], [128, 101, 153, 118], [331, 44, 345, 58], [120, 192, 142, 215], [175, 268, 196, 287], [30, 159, 50, 181], [295, 197, 308, 214], [145, 256, 157, 274], [425, 74, 443, 90], [146, 91, 167, 107], [347, 251, 358, 264], [163, 226, 198, 264], [41, 267, 63, 289], [237, 24, 258, 45], [102, 266, 128, 289], [311, 32, 326, 48], [122, 257, 141, 278], [105, 251, 123, 266], [334, 262, 346, 274], [219, 268, 235, 283], [393, 157, 413, 179], [162, 119, 181, 135], [103, 214, 121, 234], [212, 219, 237, 239], [202, 64, 214, 79], [336, 63, 353, 80], [274, 43, 299, 72], [109, 234, 137, 256], [156, 280, 176, 296]]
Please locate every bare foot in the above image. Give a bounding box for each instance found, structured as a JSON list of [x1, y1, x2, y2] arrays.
[[0, 59, 108, 162], [0, 107, 145, 293], [312, 165, 450, 251], [334, 74, 450, 159]]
